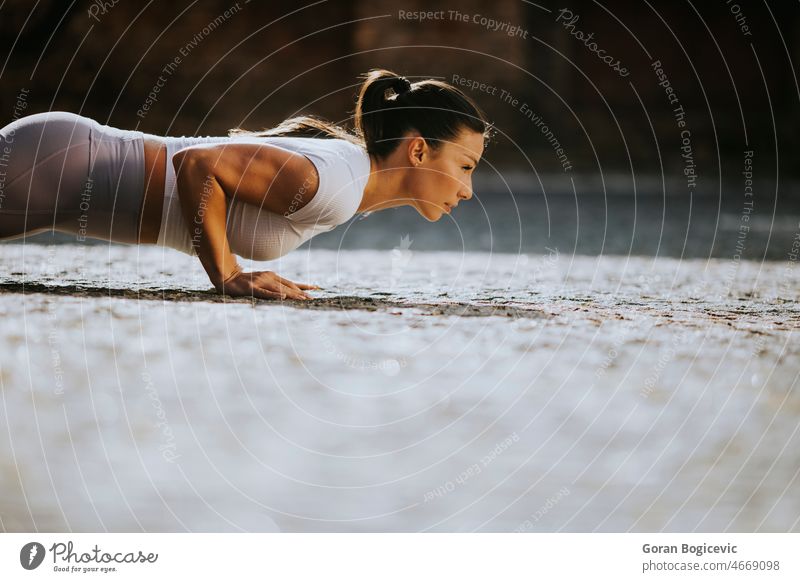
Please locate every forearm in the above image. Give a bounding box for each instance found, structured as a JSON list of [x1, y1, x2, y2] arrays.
[[173, 154, 241, 289]]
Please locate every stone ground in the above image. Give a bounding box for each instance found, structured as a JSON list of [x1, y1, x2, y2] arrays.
[[0, 243, 798, 532]]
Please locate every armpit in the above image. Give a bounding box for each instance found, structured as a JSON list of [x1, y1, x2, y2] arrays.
[[284, 153, 362, 227]]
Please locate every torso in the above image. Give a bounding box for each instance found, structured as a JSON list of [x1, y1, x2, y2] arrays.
[[140, 134, 371, 256], [140, 137, 167, 244]]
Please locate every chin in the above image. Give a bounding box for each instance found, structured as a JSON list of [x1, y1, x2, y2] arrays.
[[412, 198, 448, 221], [415, 206, 441, 222]]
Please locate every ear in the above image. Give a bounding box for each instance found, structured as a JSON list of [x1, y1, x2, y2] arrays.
[[406, 134, 428, 167]]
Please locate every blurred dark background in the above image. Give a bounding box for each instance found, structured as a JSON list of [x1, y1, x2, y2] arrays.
[[1, 0, 799, 259]]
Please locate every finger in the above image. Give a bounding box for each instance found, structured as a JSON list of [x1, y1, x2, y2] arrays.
[[253, 275, 291, 296], [286, 280, 320, 292], [274, 276, 313, 299], [269, 282, 309, 301], [250, 286, 286, 300], [275, 275, 310, 292], [287, 288, 311, 300], [272, 274, 319, 291], [254, 274, 308, 300], [274, 275, 304, 293], [275, 282, 307, 300]]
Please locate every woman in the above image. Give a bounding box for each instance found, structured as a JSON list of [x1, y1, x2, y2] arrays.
[[0, 69, 491, 300]]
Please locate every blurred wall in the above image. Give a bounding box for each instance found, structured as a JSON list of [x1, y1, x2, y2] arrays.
[[1, 0, 798, 180]]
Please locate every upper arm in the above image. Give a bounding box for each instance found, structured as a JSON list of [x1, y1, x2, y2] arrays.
[[171, 142, 320, 218]]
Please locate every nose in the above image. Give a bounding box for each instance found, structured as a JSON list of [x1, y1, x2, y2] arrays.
[[459, 188, 473, 201]]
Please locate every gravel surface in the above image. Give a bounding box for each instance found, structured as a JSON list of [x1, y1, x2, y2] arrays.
[[0, 243, 798, 532]]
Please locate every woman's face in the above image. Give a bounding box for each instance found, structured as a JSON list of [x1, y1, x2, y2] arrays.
[[405, 128, 485, 221]]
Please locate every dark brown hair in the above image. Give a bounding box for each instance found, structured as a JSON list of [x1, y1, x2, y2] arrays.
[[229, 68, 493, 158]]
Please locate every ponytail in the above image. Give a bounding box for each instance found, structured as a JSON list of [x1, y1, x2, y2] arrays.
[[354, 70, 412, 156], [229, 68, 492, 159], [228, 113, 363, 146], [354, 68, 491, 159]]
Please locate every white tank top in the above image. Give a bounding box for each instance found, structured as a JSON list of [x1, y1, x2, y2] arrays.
[[156, 135, 370, 261]]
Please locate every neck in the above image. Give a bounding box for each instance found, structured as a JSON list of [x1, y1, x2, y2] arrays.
[[357, 153, 411, 214]]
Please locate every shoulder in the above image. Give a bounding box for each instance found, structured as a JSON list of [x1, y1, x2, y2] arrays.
[[283, 139, 369, 226], [300, 138, 369, 193], [228, 136, 367, 181], [268, 137, 366, 165]]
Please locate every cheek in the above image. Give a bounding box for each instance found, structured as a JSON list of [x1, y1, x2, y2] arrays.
[[413, 164, 460, 201], [415, 169, 449, 199], [411, 172, 433, 200], [430, 167, 460, 195], [446, 172, 465, 195]]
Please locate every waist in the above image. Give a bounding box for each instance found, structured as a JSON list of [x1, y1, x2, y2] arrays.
[[140, 137, 167, 244]]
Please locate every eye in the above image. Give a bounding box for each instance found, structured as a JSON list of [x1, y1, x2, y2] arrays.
[[462, 165, 474, 172]]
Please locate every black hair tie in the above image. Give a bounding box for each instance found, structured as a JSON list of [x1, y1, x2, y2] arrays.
[[394, 76, 412, 95]]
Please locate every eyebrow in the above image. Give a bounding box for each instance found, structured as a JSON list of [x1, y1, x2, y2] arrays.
[[465, 154, 480, 165]]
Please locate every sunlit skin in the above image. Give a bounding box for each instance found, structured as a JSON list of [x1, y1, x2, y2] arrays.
[[358, 127, 485, 220], [138, 126, 485, 300]]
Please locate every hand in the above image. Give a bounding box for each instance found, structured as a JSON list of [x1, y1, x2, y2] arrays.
[[216, 268, 320, 300]]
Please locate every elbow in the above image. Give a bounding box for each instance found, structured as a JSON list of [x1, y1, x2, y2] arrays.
[[171, 148, 191, 173], [172, 147, 212, 179]]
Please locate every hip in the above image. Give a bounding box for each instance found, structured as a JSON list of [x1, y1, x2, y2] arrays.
[[141, 137, 166, 244], [0, 111, 165, 244]]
